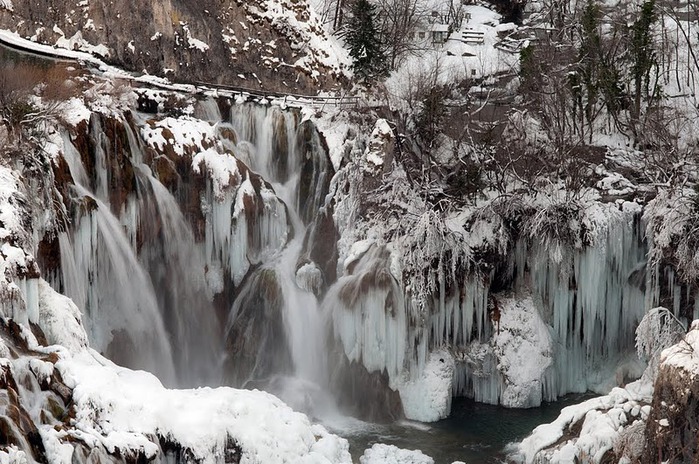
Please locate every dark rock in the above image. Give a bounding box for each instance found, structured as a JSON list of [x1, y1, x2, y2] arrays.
[[223, 268, 293, 387], [297, 120, 333, 225], [328, 349, 404, 423]]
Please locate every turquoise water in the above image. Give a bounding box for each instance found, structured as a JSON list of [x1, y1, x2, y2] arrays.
[[337, 394, 593, 464]]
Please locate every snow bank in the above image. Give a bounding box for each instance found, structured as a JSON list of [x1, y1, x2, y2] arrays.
[[37, 279, 89, 353], [360, 444, 434, 464], [49, 350, 352, 464], [510, 381, 653, 463]]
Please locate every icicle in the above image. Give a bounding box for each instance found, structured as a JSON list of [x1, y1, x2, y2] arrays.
[[326, 245, 407, 385]]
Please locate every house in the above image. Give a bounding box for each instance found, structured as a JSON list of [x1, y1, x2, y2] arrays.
[[430, 24, 450, 44], [409, 22, 451, 45]]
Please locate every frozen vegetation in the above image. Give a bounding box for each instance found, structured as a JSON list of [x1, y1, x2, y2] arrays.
[[1, 0, 699, 460]]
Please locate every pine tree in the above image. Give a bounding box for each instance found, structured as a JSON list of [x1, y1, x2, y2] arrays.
[[344, 0, 387, 79], [629, 0, 659, 127], [577, 0, 602, 139]]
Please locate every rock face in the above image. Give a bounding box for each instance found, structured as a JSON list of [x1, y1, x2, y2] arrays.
[[0, 0, 350, 92], [642, 321, 699, 462], [328, 351, 405, 423], [224, 268, 293, 387]]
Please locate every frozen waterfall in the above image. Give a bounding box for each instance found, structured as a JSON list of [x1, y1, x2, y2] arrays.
[[44, 97, 688, 422]]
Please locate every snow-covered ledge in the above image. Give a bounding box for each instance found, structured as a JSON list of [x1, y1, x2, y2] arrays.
[[8, 279, 353, 464]]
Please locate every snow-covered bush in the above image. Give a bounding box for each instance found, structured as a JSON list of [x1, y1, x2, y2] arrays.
[[644, 187, 699, 284], [635, 307, 686, 382], [524, 198, 585, 263], [398, 209, 471, 312]]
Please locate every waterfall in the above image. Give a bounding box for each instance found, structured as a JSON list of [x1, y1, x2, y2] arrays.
[[56, 183, 177, 384], [224, 104, 332, 413], [45, 95, 669, 423], [56, 126, 177, 383], [49, 100, 336, 400]]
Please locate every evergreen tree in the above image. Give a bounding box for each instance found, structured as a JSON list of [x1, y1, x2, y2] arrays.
[[415, 86, 448, 149], [577, 0, 602, 138], [629, 0, 659, 125], [344, 0, 387, 79]]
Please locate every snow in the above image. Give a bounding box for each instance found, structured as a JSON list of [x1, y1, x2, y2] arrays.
[[182, 24, 210, 51], [342, 239, 375, 271], [508, 308, 687, 462], [464, 5, 501, 25], [0, 0, 12, 11], [308, 107, 354, 170], [142, 116, 216, 157], [241, 0, 352, 80], [510, 381, 653, 463], [0, 167, 23, 239], [49, 350, 351, 464], [360, 444, 434, 464], [492, 297, 554, 408], [58, 97, 92, 127], [398, 350, 455, 422], [37, 279, 89, 353], [661, 319, 699, 374], [54, 29, 110, 58], [364, 119, 393, 169], [192, 148, 242, 199]]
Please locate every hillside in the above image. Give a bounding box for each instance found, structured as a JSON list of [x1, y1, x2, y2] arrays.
[[0, 0, 351, 92]]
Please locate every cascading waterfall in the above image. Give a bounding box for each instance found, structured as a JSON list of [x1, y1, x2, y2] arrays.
[[224, 104, 331, 413], [46, 95, 686, 425], [54, 114, 226, 386], [55, 182, 177, 383], [51, 99, 338, 405]]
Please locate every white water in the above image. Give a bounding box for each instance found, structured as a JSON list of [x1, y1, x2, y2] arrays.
[[56, 182, 176, 383], [138, 172, 222, 385], [229, 104, 328, 392], [49, 99, 673, 423]]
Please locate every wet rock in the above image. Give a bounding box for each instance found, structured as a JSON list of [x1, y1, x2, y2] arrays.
[[301, 205, 339, 293], [223, 268, 292, 387], [297, 120, 333, 225], [328, 350, 404, 423]]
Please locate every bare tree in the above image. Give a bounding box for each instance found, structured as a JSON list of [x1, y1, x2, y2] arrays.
[[374, 0, 430, 69]]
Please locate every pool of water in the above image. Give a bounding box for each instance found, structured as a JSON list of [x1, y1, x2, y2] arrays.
[[329, 394, 594, 464]]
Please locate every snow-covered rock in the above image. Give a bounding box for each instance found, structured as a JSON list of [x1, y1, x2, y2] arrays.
[[37, 279, 89, 353], [364, 119, 394, 172], [49, 350, 352, 464], [398, 350, 455, 422], [642, 320, 699, 462], [492, 297, 553, 408], [360, 444, 434, 464], [510, 381, 652, 463]]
